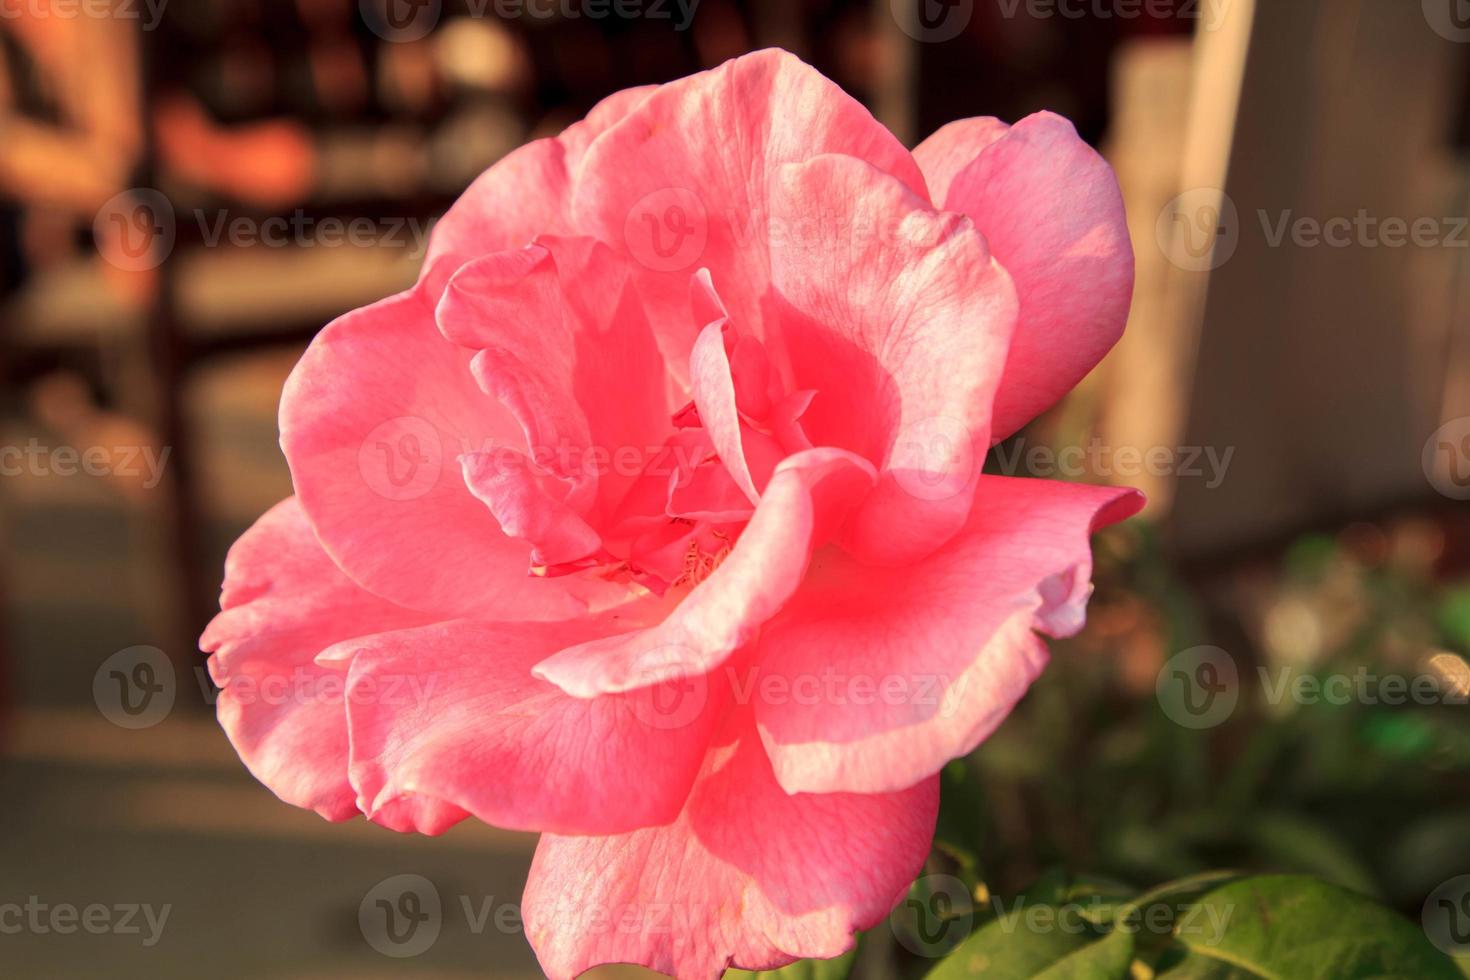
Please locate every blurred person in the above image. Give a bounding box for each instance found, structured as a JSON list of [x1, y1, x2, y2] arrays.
[[152, 95, 317, 208], [0, 1, 162, 508], [0, 2, 146, 752], [148, 0, 538, 204], [0, 0, 144, 302], [148, 0, 319, 207]]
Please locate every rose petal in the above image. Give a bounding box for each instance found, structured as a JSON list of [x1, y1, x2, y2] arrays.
[[420, 84, 657, 300], [460, 450, 602, 567], [918, 112, 1133, 439], [572, 49, 927, 375], [523, 718, 938, 979], [342, 618, 724, 836], [911, 116, 1010, 209], [279, 288, 583, 621], [753, 477, 1144, 794], [200, 497, 461, 832], [690, 318, 761, 505], [768, 153, 1019, 564], [437, 236, 670, 526], [533, 448, 876, 697]]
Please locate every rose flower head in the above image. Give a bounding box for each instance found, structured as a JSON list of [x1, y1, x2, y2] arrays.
[[202, 49, 1141, 979]]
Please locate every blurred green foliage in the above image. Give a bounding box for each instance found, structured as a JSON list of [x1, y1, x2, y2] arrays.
[[957, 518, 1470, 905]]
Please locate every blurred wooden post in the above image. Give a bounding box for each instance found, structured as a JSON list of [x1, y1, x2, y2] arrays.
[[1101, 19, 1250, 515], [1105, 0, 1468, 556], [139, 25, 213, 702]]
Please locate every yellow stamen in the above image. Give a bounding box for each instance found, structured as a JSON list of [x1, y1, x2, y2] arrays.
[[672, 530, 732, 587]]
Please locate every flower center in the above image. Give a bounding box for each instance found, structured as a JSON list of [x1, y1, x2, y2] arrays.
[[671, 530, 732, 588]]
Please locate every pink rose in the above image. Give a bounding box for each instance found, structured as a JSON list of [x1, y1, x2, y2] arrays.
[[203, 49, 1141, 979]]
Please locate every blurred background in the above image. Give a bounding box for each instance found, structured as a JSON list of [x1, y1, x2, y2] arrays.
[[0, 0, 1467, 976]]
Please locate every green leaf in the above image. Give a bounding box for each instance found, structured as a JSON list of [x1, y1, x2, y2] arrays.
[[1021, 869, 1137, 911], [924, 904, 1133, 980], [1126, 870, 1247, 913], [726, 945, 857, 980], [1437, 586, 1470, 650], [1153, 956, 1245, 978], [1034, 927, 1135, 979], [1019, 868, 1077, 907], [1067, 870, 1240, 928], [1173, 875, 1463, 978]]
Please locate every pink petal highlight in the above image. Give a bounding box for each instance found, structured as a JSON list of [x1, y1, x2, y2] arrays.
[[366, 795, 470, 836], [690, 319, 761, 506]]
